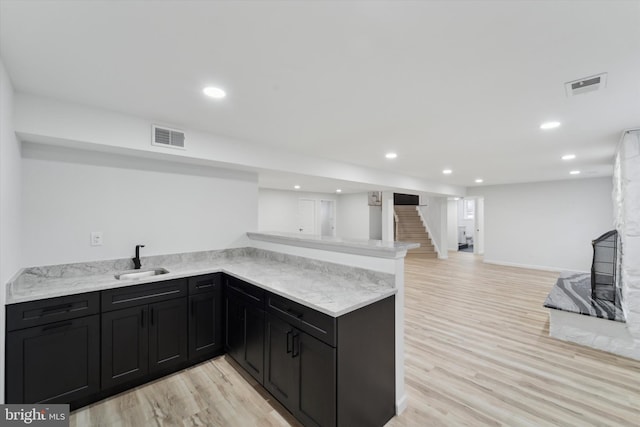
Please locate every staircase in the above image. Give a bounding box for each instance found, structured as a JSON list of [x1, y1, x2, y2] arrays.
[[394, 205, 437, 258]]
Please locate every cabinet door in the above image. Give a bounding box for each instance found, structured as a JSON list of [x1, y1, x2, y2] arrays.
[[264, 314, 299, 410], [297, 332, 337, 427], [6, 315, 100, 404], [149, 298, 188, 373], [243, 304, 265, 384], [224, 291, 245, 362], [102, 306, 149, 389], [188, 291, 223, 361]]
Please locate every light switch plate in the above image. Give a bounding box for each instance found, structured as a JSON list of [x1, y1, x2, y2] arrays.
[[90, 231, 103, 246]]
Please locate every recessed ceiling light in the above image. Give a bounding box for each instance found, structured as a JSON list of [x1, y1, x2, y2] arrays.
[[336, 189, 342, 193], [453, 197, 460, 201], [385, 152, 397, 159], [203, 86, 226, 99], [540, 121, 561, 130], [294, 185, 301, 189], [562, 154, 576, 160], [570, 170, 581, 175], [442, 169, 452, 175], [475, 179, 483, 183]]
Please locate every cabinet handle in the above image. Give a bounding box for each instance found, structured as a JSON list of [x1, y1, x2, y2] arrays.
[[151, 307, 154, 326], [42, 321, 73, 332], [41, 303, 74, 315], [292, 333, 300, 358], [196, 280, 214, 289], [286, 307, 304, 319], [286, 330, 293, 354], [141, 309, 145, 327], [191, 300, 195, 316]]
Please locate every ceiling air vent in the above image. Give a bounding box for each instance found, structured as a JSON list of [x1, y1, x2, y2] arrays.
[[565, 73, 607, 97], [152, 125, 185, 149]]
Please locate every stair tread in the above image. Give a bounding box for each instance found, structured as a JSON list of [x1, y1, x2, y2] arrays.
[[395, 206, 438, 257]]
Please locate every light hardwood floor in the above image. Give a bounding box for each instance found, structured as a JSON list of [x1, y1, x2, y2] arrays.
[[71, 253, 640, 426]]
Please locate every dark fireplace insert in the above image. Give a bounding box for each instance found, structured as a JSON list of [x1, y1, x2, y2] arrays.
[[591, 230, 619, 303]]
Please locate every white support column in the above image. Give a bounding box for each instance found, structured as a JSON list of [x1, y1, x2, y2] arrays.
[[439, 199, 448, 258], [381, 191, 395, 242]]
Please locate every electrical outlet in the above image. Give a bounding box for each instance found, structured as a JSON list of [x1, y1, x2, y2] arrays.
[[90, 231, 103, 246]]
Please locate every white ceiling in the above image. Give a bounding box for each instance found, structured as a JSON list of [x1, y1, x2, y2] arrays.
[[1, 1, 639, 192]]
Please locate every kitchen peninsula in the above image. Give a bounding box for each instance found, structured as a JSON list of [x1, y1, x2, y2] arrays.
[[5, 233, 417, 426]]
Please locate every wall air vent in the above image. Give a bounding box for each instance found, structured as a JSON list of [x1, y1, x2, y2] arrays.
[[565, 73, 607, 97], [152, 125, 186, 149]]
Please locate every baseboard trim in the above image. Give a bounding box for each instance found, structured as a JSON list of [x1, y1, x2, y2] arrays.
[[483, 258, 588, 274], [396, 393, 408, 414]]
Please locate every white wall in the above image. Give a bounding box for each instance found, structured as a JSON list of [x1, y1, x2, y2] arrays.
[[0, 61, 22, 282], [418, 195, 448, 256], [22, 143, 258, 266], [15, 93, 466, 197], [0, 58, 22, 404], [447, 199, 458, 251], [369, 206, 382, 240], [258, 188, 337, 234], [336, 192, 370, 239], [467, 177, 614, 271]]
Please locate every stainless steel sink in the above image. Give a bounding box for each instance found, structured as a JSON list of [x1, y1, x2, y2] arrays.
[[115, 268, 170, 280]]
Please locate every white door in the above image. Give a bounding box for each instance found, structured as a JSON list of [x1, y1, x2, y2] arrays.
[[298, 199, 316, 234], [320, 200, 335, 237], [474, 197, 485, 255]]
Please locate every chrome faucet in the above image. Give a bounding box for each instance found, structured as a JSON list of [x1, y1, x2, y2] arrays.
[[133, 244, 145, 269]]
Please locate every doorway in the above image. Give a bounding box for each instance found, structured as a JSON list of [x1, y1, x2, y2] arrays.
[[297, 199, 316, 234], [320, 200, 336, 237], [453, 197, 484, 255], [457, 199, 475, 252], [474, 197, 485, 255]]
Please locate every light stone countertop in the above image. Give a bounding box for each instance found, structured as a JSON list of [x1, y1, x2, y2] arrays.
[[6, 248, 396, 317], [248, 232, 420, 258]]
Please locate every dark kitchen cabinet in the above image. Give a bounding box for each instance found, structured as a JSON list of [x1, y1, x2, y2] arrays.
[[188, 274, 223, 362], [224, 276, 265, 384], [149, 298, 188, 371], [102, 296, 187, 389], [264, 291, 394, 427], [265, 313, 336, 427], [297, 331, 336, 427], [6, 270, 395, 427], [188, 292, 223, 361], [225, 290, 245, 362], [336, 296, 396, 427], [101, 305, 149, 388], [244, 303, 265, 382], [6, 314, 100, 404], [264, 314, 298, 410]]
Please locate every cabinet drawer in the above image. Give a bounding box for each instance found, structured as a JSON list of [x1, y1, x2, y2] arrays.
[[101, 278, 187, 312], [7, 292, 100, 332], [188, 273, 221, 295], [226, 275, 265, 307], [267, 293, 336, 347]]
